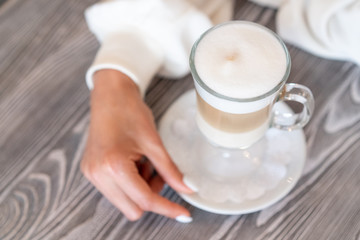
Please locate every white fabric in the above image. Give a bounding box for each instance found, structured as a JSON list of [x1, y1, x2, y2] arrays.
[[189, 0, 235, 24], [248, 0, 283, 8], [85, 31, 163, 94], [251, 0, 360, 66], [85, 0, 234, 94]]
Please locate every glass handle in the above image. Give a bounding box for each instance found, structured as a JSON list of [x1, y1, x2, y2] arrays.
[[271, 83, 315, 131]]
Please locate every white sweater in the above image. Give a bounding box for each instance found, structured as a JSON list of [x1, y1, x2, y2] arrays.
[[85, 0, 360, 95], [85, 0, 233, 96]]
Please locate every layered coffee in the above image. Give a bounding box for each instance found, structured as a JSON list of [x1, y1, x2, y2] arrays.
[[196, 93, 270, 133], [191, 22, 288, 148]]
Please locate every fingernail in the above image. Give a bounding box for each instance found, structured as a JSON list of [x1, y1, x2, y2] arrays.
[[176, 215, 193, 223], [183, 175, 198, 192]]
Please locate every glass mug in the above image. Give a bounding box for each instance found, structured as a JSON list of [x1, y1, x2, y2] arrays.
[[189, 21, 314, 149]]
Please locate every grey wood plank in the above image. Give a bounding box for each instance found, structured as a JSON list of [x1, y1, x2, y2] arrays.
[[0, 0, 8, 8]]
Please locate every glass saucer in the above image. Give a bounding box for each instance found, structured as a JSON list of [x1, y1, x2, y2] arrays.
[[159, 90, 306, 215]]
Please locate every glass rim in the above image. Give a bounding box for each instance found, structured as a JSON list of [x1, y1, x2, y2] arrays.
[[189, 21, 291, 102]]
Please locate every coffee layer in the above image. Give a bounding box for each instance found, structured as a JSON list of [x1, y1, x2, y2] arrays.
[[197, 94, 270, 133]]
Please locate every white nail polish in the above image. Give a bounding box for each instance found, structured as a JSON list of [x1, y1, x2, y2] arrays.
[[176, 215, 193, 223], [183, 175, 199, 192]]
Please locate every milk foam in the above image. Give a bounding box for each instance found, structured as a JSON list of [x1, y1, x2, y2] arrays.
[[194, 22, 288, 99]]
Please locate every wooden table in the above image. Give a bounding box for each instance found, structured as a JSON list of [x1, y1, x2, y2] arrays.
[[1, 0, 360, 239]]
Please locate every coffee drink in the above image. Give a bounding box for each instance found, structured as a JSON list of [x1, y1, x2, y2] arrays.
[[190, 21, 290, 148]]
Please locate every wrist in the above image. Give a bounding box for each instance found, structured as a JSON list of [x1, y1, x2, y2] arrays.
[[93, 69, 138, 91], [91, 69, 141, 106]]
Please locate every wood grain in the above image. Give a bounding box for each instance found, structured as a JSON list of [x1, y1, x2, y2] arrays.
[[1, 0, 360, 239]]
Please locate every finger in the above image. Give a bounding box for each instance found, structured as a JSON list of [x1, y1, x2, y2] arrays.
[[108, 159, 191, 219], [136, 159, 154, 182], [149, 174, 165, 193], [89, 170, 143, 221], [142, 137, 193, 194]]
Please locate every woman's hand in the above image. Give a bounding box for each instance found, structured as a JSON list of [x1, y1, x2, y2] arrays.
[[81, 70, 193, 221]]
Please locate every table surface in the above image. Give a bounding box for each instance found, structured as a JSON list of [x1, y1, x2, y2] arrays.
[[1, 0, 360, 239]]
